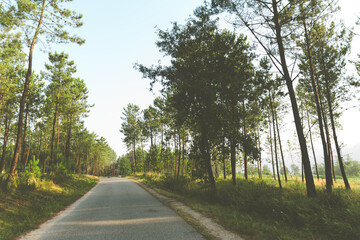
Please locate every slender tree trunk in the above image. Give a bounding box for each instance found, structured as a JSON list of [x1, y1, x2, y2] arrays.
[[302, 163, 304, 182], [8, 0, 46, 182], [182, 140, 185, 175], [21, 105, 29, 165], [270, 92, 282, 189], [242, 101, 248, 180], [230, 136, 236, 185], [201, 132, 216, 191], [272, 0, 315, 196], [57, 117, 60, 148], [222, 137, 226, 179], [50, 103, 59, 166], [323, 115, 336, 183], [42, 135, 49, 172], [269, 119, 276, 180], [65, 117, 72, 159], [133, 140, 136, 172], [307, 110, 320, 180], [177, 134, 181, 177], [324, 79, 350, 189], [303, 18, 331, 192], [275, 111, 287, 182], [0, 116, 10, 173], [37, 131, 43, 160], [257, 130, 262, 179], [24, 119, 32, 166]]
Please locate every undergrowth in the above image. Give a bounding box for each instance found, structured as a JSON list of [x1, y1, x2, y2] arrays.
[[137, 174, 360, 240]]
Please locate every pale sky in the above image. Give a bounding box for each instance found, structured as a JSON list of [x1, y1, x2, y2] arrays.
[[32, 0, 360, 159]]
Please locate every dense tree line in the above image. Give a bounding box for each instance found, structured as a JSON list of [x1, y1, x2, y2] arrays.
[[0, 0, 115, 186], [119, 1, 360, 197]]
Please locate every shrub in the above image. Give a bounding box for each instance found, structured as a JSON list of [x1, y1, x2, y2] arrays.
[[160, 174, 191, 193], [18, 156, 42, 191], [53, 162, 69, 184]]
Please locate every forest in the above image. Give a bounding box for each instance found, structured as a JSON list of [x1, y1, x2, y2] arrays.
[[118, 0, 360, 196], [2, 0, 360, 239], [0, 0, 116, 190]]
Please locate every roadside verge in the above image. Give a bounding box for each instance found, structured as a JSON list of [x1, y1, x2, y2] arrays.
[[129, 177, 245, 240]]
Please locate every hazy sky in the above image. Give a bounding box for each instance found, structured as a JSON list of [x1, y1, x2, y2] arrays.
[[33, 0, 360, 159]]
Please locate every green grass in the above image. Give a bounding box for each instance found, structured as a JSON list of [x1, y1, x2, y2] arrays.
[[136, 173, 360, 240], [0, 174, 98, 240]]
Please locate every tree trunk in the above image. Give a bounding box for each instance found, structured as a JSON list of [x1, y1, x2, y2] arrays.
[[275, 110, 287, 182], [257, 130, 262, 179], [323, 115, 336, 183], [0, 116, 10, 173], [65, 116, 72, 159], [269, 119, 276, 180], [133, 140, 136, 172], [324, 78, 350, 189], [8, 0, 47, 182], [57, 117, 60, 148], [201, 133, 216, 192], [303, 17, 331, 192], [307, 110, 320, 180], [21, 104, 29, 165], [270, 92, 282, 189], [222, 137, 226, 179], [50, 103, 59, 166], [230, 136, 236, 185], [24, 119, 32, 167], [37, 131, 43, 160], [182, 140, 185, 175], [272, 0, 316, 196], [177, 134, 181, 177]]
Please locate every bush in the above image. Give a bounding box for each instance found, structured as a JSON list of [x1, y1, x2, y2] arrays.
[[53, 162, 69, 184], [160, 174, 191, 193], [18, 156, 42, 191]]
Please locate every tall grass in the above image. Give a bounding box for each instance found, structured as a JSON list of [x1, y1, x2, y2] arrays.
[[138, 174, 360, 240], [0, 174, 98, 240]]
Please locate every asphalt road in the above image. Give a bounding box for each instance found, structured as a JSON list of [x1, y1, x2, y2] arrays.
[[20, 178, 204, 240]]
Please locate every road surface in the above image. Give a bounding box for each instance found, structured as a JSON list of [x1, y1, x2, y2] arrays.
[[20, 178, 204, 240]]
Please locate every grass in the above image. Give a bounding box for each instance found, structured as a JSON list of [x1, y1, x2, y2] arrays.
[[0, 174, 98, 240], [136, 173, 360, 240]]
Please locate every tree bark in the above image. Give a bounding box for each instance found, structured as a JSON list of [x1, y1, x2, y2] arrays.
[[65, 116, 72, 159], [222, 137, 226, 179], [269, 119, 276, 180], [50, 102, 59, 166], [201, 133, 216, 191], [270, 92, 282, 189], [24, 119, 32, 166], [307, 110, 319, 180], [0, 116, 10, 173], [230, 136, 236, 185], [275, 110, 287, 182], [8, 0, 47, 182], [21, 104, 29, 165]]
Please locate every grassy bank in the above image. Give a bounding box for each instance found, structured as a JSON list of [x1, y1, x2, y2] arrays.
[[136, 174, 360, 240], [0, 174, 98, 240]]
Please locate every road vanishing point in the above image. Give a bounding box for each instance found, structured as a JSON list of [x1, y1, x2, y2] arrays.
[[19, 178, 205, 240]]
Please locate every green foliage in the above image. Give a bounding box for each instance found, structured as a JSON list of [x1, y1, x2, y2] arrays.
[[0, 174, 98, 240], [141, 174, 360, 240], [53, 162, 68, 184], [18, 156, 42, 191]]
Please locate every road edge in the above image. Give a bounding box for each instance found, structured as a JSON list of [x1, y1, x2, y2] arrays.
[[129, 177, 245, 240], [16, 179, 99, 240]]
